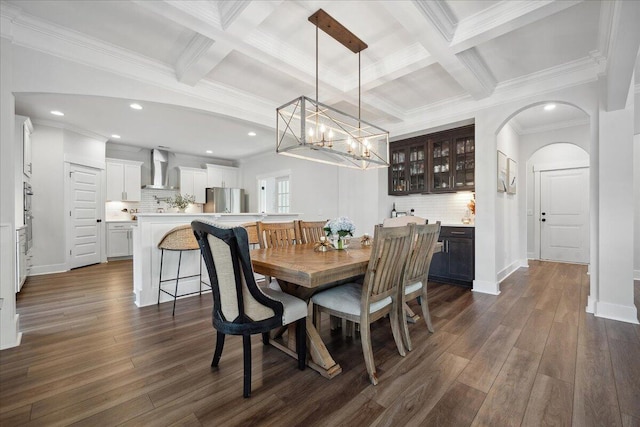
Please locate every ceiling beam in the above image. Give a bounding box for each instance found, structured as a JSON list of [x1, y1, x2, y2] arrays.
[[450, 0, 583, 54], [603, 0, 640, 111]]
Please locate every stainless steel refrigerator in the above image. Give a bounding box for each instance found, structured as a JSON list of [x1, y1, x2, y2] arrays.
[[204, 187, 245, 213]]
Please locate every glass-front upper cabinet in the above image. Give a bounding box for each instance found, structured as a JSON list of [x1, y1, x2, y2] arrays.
[[389, 139, 426, 195], [453, 136, 475, 189], [388, 124, 475, 195]]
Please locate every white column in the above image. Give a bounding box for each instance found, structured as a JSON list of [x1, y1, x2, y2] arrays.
[[0, 36, 21, 349], [473, 114, 499, 294], [595, 82, 638, 323]]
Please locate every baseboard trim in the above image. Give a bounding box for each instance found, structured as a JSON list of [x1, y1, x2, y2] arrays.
[[586, 296, 596, 313], [472, 280, 500, 295], [595, 301, 639, 324], [0, 313, 22, 350], [498, 259, 529, 283], [634, 269, 640, 280], [29, 263, 68, 276]]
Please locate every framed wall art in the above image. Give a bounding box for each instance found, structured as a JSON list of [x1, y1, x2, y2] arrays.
[[507, 157, 517, 194], [497, 150, 507, 192]]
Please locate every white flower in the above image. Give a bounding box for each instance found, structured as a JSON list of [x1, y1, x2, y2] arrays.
[[324, 216, 355, 237]]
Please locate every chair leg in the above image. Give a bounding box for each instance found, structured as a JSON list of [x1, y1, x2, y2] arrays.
[[421, 288, 435, 333], [243, 334, 251, 398], [262, 332, 270, 345], [400, 300, 413, 352], [172, 251, 183, 316], [390, 304, 406, 357], [345, 320, 354, 338], [211, 331, 225, 367], [296, 318, 306, 370], [360, 321, 378, 385], [157, 250, 164, 305]]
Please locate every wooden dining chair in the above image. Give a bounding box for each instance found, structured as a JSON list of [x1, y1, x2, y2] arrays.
[[191, 220, 307, 398], [398, 222, 441, 351], [240, 222, 260, 248], [382, 215, 427, 227], [310, 224, 414, 385], [256, 221, 298, 248], [296, 220, 328, 244]]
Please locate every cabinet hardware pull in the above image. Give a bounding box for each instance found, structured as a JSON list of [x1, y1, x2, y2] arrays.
[[450, 231, 466, 235]]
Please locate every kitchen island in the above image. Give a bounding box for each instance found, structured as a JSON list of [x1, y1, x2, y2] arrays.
[[132, 212, 299, 307]]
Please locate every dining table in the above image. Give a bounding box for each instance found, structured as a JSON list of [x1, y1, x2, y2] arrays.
[[250, 239, 372, 378]]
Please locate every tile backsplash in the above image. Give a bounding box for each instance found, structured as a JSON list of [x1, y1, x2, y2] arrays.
[[105, 189, 203, 221], [390, 192, 475, 225]]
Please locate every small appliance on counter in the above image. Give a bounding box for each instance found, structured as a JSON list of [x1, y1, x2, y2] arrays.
[[203, 187, 245, 213]]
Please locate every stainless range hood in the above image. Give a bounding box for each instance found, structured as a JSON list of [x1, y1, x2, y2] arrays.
[[143, 149, 176, 190]]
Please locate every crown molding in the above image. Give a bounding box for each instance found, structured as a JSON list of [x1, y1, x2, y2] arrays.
[[597, 0, 616, 61], [0, 2, 21, 40], [456, 48, 497, 97], [32, 118, 108, 142], [412, 0, 457, 42], [165, 0, 222, 31], [218, 0, 250, 30], [175, 33, 216, 85]]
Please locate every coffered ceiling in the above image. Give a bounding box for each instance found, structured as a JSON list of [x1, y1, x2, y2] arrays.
[[2, 0, 625, 160]]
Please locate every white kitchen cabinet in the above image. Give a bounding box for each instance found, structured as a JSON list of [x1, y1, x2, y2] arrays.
[[206, 164, 238, 188], [106, 159, 142, 201], [16, 116, 33, 178], [107, 222, 135, 258], [179, 167, 207, 203]]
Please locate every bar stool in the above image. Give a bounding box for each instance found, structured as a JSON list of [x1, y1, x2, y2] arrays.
[[157, 224, 210, 315]]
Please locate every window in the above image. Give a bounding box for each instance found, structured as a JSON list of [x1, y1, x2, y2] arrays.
[[257, 171, 291, 213], [276, 176, 290, 213]]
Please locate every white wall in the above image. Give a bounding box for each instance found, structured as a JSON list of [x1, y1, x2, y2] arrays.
[[525, 143, 590, 258], [495, 123, 522, 280], [30, 126, 65, 272], [240, 151, 382, 236], [634, 133, 640, 279], [0, 35, 21, 349], [29, 125, 106, 275]]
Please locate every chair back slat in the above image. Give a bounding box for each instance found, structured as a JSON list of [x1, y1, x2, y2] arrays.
[[403, 222, 441, 285], [241, 222, 260, 246], [297, 220, 328, 244], [362, 224, 413, 306], [256, 221, 298, 249]]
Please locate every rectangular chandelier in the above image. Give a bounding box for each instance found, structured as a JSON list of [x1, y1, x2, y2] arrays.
[[276, 96, 389, 170], [275, 9, 390, 170]]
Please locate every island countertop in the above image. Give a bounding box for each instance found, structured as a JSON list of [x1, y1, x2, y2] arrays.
[[132, 212, 300, 307]]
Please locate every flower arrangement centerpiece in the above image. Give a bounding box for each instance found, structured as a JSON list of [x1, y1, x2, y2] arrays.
[[169, 193, 195, 212], [324, 216, 355, 250]]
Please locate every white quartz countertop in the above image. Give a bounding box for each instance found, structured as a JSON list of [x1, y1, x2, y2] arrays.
[[135, 212, 301, 217], [106, 220, 137, 223]]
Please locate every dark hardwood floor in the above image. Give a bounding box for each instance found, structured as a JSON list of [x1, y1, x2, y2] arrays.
[[1, 260, 639, 426]]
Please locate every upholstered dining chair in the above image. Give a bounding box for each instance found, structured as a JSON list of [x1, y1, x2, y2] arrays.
[[191, 220, 307, 398], [296, 220, 328, 244], [398, 222, 441, 351], [310, 224, 414, 385]]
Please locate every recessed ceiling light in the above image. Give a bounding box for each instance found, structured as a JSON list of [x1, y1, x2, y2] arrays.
[[544, 103, 556, 111], [50, 110, 64, 116], [111, 134, 121, 139], [206, 150, 213, 154], [248, 131, 257, 136], [130, 103, 143, 110]]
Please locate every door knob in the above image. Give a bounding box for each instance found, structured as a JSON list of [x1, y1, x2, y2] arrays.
[[541, 212, 546, 215], [541, 218, 546, 222]]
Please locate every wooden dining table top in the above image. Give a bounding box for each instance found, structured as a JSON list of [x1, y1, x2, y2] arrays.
[[250, 241, 371, 289]]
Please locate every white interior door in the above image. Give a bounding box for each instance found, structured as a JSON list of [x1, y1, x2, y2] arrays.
[[540, 168, 589, 263], [69, 164, 102, 269]]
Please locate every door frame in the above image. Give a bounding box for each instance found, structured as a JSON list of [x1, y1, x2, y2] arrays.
[[64, 159, 106, 270], [533, 159, 589, 261]]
